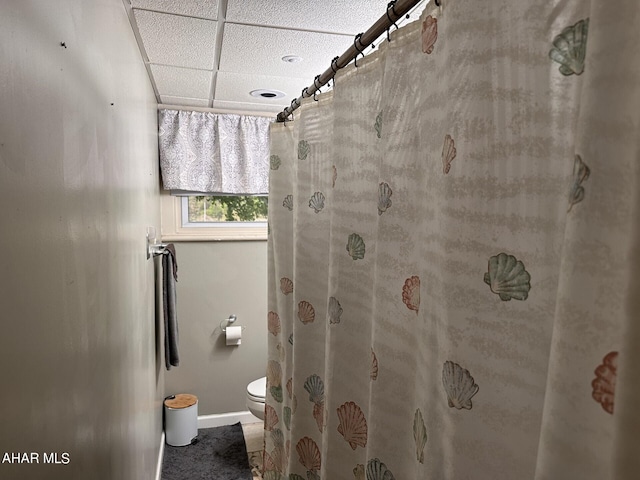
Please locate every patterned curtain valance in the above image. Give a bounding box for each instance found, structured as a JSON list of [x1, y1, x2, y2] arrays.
[[158, 109, 272, 194]]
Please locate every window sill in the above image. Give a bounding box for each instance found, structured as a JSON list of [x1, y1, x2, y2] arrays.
[[161, 230, 267, 242]]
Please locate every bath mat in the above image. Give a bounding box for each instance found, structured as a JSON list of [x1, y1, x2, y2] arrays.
[[162, 422, 253, 480]]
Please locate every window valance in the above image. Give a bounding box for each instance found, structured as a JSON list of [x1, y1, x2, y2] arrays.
[[158, 109, 272, 194]]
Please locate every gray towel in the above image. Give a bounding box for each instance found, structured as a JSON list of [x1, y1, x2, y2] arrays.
[[163, 243, 179, 370]]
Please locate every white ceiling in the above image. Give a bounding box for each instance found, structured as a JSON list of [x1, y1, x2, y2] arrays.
[[124, 0, 427, 116]]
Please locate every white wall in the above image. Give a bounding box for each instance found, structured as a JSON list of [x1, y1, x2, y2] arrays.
[[164, 241, 268, 415], [0, 1, 163, 478]]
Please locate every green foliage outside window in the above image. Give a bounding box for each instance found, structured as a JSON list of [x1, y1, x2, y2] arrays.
[[188, 195, 268, 223]]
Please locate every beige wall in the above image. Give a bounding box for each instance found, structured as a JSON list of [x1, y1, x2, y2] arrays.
[[0, 1, 163, 479], [164, 241, 268, 415]]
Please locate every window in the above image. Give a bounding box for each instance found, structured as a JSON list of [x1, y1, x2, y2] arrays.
[[183, 195, 268, 225], [160, 192, 268, 241]]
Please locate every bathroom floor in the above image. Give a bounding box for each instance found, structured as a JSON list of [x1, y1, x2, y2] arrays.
[[241, 422, 263, 480]]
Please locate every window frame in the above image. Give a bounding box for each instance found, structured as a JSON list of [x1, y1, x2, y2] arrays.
[[160, 191, 268, 242]]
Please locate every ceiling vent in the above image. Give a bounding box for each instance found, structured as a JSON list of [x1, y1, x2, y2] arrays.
[[250, 89, 286, 99], [281, 55, 303, 64]]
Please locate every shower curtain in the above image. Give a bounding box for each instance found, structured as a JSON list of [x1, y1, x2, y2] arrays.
[[265, 1, 640, 478]]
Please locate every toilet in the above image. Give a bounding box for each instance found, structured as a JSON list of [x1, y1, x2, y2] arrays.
[[246, 376, 267, 420]]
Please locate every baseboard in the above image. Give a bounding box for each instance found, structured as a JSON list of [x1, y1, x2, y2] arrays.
[[154, 432, 165, 480], [197, 410, 261, 429]]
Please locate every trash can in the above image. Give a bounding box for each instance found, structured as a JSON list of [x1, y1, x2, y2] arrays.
[[164, 394, 198, 446]]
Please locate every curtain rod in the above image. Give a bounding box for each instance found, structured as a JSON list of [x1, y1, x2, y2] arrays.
[[275, 0, 426, 122]]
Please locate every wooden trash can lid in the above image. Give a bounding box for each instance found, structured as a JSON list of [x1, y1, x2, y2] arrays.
[[164, 394, 198, 409]]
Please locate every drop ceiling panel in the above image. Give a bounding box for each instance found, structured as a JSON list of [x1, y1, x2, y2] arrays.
[[150, 65, 212, 99], [126, 0, 429, 111], [226, 0, 396, 34], [133, 9, 217, 69], [219, 24, 353, 78], [130, 0, 218, 20], [211, 100, 283, 115], [160, 96, 211, 107], [215, 71, 310, 108]]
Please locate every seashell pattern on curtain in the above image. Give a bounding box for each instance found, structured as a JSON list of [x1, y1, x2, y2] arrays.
[[265, 1, 640, 478]]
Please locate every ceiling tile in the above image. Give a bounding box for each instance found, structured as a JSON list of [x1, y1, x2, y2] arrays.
[[133, 9, 217, 69], [226, 0, 396, 35], [215, 72, 310, 108], [219, 24, 355, 79], [211, 100, 283, 115], [130, 0, 218, 20], [150, 65, 212, 99], [160, 96, 211, 108]]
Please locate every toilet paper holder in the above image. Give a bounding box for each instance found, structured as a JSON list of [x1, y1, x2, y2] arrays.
[[220, 314, 244, 333]]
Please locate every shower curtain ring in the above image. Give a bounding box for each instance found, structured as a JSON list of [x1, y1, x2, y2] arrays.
[[386, 1, 399, 41], [313, 75, 322, 100], [330, 56, 339, 82], [354, 33, 365, 68]]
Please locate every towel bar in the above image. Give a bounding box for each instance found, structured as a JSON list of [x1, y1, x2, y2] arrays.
[[149, 243, 169, 258], [146, 227, 169, 259]]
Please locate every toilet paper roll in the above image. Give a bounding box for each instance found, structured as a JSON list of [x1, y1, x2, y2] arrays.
[[225, 325, 242, 346]]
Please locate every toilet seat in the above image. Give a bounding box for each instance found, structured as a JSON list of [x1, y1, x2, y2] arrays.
[[247, 376, 267, 420], [247, 376, 266, 404]]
